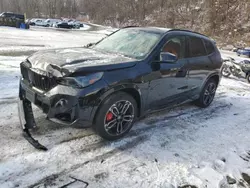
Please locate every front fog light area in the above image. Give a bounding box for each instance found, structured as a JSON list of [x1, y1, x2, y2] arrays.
[[55, 98, 68, 108]]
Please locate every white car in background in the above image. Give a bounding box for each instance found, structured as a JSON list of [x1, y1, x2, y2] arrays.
[[30, 18, 48, 27], [45, 19, 62, 27]]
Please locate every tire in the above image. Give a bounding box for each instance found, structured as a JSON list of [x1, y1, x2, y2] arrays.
[[221, 65, 231, 77], [247, 74, 250, 83], [93, 92, 138, 141], [195, 79, 218, 108]]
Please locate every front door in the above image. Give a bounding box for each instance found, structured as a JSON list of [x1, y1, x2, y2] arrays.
[[146, 35, 189, 110]]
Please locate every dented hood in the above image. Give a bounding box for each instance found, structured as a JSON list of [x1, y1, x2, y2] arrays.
[[27, 47, 137, 77]]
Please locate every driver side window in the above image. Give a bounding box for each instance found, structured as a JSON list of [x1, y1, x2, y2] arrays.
[[162, 36, 186, 59]]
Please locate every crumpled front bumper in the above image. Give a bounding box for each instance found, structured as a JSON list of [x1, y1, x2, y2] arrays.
[[18, 98, 48, 150], [18, 82, 79, 150], [18, 78, 93, 150], [18, 74, 106, 150], [19, 78, 81, 125]]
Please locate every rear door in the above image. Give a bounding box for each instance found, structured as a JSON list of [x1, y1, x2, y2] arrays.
[[186, 36, 213, 98]]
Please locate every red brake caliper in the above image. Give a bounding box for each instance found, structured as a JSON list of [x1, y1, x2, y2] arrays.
[[106, 112, 113, 121]]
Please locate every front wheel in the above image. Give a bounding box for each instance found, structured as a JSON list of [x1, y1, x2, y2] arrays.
[[93, 92, 138, 140], [195, 79, 217, 108]]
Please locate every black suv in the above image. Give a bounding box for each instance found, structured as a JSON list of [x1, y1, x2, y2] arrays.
[[18, 27, 222, 149]]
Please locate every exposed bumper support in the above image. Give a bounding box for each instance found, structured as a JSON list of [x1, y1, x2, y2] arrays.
[[18, 98, 48, 151]]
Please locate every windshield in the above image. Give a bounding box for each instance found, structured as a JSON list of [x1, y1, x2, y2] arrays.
[[93, 29, 162, 59]]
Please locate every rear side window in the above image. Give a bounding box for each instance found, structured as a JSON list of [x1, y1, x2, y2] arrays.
[[188, 36, 206, 57], [204, 39, 215, 54]]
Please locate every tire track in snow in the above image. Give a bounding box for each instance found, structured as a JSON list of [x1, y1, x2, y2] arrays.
[[0, 94, 231, 163], [26, 102, 231, 187], [27, 135, 148, 188]]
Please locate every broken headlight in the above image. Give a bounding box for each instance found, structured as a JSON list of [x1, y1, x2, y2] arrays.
[[57, 72, 104, 88]]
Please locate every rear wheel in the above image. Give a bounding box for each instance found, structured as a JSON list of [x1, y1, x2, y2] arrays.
[[195, 79, 217, 108], [93, 92, 138, 140]]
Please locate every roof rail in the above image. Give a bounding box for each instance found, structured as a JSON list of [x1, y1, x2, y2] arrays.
[[122, 25, 140, 29], [170, 29, 209, 38]]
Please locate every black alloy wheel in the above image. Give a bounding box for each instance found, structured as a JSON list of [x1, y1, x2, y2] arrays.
[[195, 79, 217, 108], [104, 100, 134, 136], [203, 82, 217, 106], [94, 92, 138, 140]]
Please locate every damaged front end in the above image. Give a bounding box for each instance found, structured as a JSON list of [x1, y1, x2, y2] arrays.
[[17, 47, 128, 150], [18, 60, 79, 151], [18, 58, 105, 151], [18, 95, 48, 151]]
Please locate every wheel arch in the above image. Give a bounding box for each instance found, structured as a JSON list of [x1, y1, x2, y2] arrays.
[[91, 84, 143, 124], [200, 73, 221, 93], [209, 74, 220, 86]]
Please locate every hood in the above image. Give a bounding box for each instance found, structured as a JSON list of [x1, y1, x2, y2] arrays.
[[27, 47, 137, 77]]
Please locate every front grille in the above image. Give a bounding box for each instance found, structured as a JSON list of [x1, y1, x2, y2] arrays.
[[20, 63, 57, 91]]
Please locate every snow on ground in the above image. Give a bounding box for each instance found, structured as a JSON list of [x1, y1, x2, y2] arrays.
[[0, 26, 104, 56], [0, 26, 250, 188], [79, 24, 91, 30]]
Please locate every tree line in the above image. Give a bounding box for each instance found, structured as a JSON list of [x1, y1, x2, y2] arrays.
[[0, 0, 250, 45]]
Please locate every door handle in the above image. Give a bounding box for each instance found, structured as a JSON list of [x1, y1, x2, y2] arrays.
[[178, 86, 188, 90], [176, 69, 187, 77]]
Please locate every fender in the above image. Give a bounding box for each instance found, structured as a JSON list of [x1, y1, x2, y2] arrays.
[[90, 83, 144, 122], [200, 71, 221, 91]]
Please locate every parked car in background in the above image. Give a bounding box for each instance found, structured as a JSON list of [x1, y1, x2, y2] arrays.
[[68, 20, 83, 28], [29, 19, 47, 27], [78, 22, 84, 27], [56, 21, 74, 29], [0, 12, 24, 20], [236, 47, 250, 57], [28, 18, 37, 25], [0, 12, 28, 28], [18, 27, 222, 150], [45, 19, 62, 27], [62, 19, 80, 29]]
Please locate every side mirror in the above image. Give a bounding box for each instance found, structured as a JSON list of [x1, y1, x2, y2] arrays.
[[160, 52, 177, 63]]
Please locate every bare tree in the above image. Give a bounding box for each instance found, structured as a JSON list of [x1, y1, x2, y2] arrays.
[[1, 0, 250, 44]]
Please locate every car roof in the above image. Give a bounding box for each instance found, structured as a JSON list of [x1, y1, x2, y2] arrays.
[[123, 26, 171, 34], [123, 26, 212, 41]]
